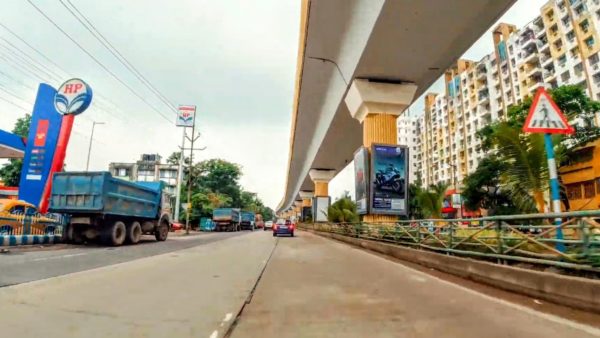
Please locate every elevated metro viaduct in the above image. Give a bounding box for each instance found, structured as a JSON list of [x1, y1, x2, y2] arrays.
[[278, 0, 517, 219]]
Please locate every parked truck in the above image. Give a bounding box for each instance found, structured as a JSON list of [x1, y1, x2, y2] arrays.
[[212, 208, 240, 232], [49, 172, 172, 246], [240, 211, 256, 231]]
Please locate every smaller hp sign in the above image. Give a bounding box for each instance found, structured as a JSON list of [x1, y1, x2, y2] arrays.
[[54, 78, 93, 115], [176, 105, 196, 127]]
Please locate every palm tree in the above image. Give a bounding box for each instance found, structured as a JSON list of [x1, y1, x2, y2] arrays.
[[488, 123, 546, 212], [415, 183, 448, 218]]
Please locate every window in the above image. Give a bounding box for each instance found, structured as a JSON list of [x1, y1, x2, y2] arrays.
[[590, 53, 600, 65], [561, 70, 571, 81], [585, 37, 595, 48], [562, 16, 570, 27], [575, 62, 583, 75], [117, 168, 129, 177], [554, 39, 563, 51], [571, 47, 580, 58], [160, 170, 176, 178], [567, 184, 582, 200], [574, 4, 586, 16], [558, 54, 567, 66], [580, 19, 590, 33], [583, 180, 596, 199], [567, 30, 575, 42]]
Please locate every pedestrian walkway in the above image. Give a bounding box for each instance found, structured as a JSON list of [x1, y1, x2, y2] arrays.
[[232, 231, 600, 338]]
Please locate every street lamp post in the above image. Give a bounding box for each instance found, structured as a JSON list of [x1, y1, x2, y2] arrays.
[[85, 121, 105, 171]]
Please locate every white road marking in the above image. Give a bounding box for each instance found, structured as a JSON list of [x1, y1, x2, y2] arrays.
[[223, 312, 233, 322], [209, 330, 218, 338], [32, 252, 88, 262], [347, 239, 600, 336], [410, 275, 427, 283]]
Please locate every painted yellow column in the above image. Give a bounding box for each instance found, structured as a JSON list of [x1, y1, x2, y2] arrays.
[[309, 169, 336, 222], [314, 181, 328, 197], [344, 79, 418, 224]]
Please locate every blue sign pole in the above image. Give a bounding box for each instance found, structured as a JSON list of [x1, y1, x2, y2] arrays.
[[543, 133, 565, 252]]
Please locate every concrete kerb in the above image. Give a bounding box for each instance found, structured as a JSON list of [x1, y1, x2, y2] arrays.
[[0, 235, 62, 246], [303, 229, 600, 314]]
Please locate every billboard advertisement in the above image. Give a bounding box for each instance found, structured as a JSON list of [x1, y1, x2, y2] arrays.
[[176, 105, 196, 127], [369, 144, 409, 215], [18, 84, 63, 207], [353, 146, 369, 214]]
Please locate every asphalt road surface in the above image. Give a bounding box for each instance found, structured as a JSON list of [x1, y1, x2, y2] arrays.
[[0, 231, 245, 287], [0, 230, 598, 338]]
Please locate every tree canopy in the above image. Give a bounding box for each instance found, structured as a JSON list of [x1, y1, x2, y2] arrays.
[[173, 155, 274, 223]]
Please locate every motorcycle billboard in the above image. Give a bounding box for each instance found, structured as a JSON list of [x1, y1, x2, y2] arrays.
[[353, 146, 369, 215], [369, 144, 408, 215]]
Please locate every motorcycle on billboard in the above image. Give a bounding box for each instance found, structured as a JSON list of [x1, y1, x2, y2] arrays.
[[369, 144, 409, 215]]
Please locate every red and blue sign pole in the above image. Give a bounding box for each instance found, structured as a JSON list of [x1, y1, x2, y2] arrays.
[[523, 87, 574, 253]]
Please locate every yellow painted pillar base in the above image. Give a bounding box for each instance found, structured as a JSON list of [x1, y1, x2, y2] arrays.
[[363, 113, 399, 225], [302, 198, 312, 207], [314, 181, 328, 197], [363, 114, 398, 147], [363, 214, 397, 223]]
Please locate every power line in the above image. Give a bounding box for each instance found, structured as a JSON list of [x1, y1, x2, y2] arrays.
[[0, 43, 57, 82], [25, 0, 173, 123], [60, 0, 178, 113], [0, 19, 136, 123], [0, 94, 30, 112]]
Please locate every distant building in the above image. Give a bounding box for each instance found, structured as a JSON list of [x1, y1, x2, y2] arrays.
[[396, 114, 419, 183], [109, 154, 179, 195]]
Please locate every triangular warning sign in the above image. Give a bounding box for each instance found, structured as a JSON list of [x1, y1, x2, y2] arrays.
[[523, 87, 574, 134]]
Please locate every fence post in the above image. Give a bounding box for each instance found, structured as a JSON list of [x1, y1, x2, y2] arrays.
[[448, 220, 454, 249], [416, 221, 422, 248], [580, 218, 590, 262], [495, 219, 504, 264]]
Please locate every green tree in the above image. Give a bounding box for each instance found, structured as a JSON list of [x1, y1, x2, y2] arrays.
[[477, 85, 600, 212], [191, 159, 243, 207], [327, 191, 359, 223], [408, 176, 424, 219], [415, 183, 448, 219], [461, 157, 521, 215], [0, 114, 31, 186]]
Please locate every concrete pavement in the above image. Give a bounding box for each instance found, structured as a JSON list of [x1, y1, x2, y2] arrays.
[[0, 231, 243, 287], [231, 231, 600, 338], [0, 231, 275, 338]]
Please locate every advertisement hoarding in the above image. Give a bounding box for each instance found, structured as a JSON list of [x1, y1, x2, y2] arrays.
[[176, 105, 196, 127], [369, 144, 409, 215], [353, 146, 369, 215], [312, 196, 330, 222]]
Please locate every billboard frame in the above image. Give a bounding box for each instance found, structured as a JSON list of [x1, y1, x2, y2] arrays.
[[369, 143, 409, 216]]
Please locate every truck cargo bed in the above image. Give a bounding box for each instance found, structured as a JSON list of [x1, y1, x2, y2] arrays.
[[49, 172, 162, 219]]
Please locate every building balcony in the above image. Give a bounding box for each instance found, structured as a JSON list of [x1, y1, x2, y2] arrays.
[[540, 54, 553, 66], [522, 51, 539, 64], [543, 69, 556, 80], [526, 64, 542, 77]]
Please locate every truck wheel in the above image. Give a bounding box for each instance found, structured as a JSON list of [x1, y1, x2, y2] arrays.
[[101, 221, 126, 246], [126, 221, 142, 244], [155, 222, 169, 241], [67, 225, 84, 244]]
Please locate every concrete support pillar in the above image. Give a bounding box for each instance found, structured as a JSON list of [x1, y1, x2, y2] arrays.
[[309, 169, 336, 222], [309, 169, 336, 197], [345, 79, 417, 223], [299, 191, 314, 207]]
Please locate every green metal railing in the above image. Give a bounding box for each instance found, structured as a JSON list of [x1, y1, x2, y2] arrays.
[[300, 210, 600, 271]]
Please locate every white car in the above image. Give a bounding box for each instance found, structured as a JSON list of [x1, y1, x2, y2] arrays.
[[263, 221, 274, 231]]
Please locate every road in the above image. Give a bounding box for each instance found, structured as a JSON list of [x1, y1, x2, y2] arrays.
[[0, 230, 599, 338], [0, 231, 244, 287]]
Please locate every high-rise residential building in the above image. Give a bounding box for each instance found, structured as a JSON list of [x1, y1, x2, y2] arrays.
[[396, 114, 419, 183], [410, 0, 600, 188], [109, 154, 179, 194]]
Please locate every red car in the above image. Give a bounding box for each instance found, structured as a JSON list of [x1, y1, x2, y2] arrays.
[[170, 222, 183, 232]]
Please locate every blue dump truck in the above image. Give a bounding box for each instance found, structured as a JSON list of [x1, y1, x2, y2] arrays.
[[240, 211, 256, 231], [49, 172, 172, 246], [212, 208, 240, 232]]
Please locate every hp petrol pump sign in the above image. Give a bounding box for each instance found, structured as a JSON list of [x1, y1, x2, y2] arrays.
[[176, 105, 196, 127], [54, 78, 93, 115]]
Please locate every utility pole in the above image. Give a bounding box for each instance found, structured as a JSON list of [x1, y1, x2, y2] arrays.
[[183, 129, 206, 235], [85, 121, 104, 171], [174, 128, 186, 222]]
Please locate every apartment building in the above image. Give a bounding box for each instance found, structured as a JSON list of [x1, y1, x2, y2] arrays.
[[413, 0, 600, 188], [396, 114, 419, 183], [109, 154, 179, 195]]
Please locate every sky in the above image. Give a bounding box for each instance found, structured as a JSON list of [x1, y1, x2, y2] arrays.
[[0, 0, 551, 210], [0, 0, 299, 209]]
